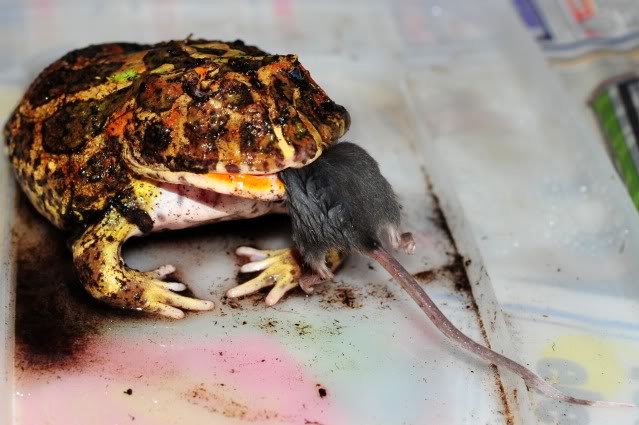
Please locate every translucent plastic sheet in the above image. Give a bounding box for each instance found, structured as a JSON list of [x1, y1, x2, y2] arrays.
[[1, 1, 638, 424]]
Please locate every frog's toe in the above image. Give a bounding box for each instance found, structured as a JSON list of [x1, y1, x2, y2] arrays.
[[155, 287, 215, 312], [264, 279, 299, 306], [147, 302, 186, 319], [239, 256, 282, 273], [143, 265, 186, 291], [126, 269, 215, 316], [236, 246, 289, 263], [145, 294, 214, 319], [156, 281, 187, 291], [147, 264, 177, 279]]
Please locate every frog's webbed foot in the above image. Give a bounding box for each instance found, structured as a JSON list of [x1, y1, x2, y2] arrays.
[[226, 247, 301, 306], [226, 247, 343, 305], [72, 209, 214, 319]]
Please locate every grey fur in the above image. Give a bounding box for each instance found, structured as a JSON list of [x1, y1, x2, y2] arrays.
[[280, 142, 401, 270]]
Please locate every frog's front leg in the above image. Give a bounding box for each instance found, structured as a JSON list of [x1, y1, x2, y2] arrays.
[[226, 247, 344, 305], [71, 208, 214, 318]]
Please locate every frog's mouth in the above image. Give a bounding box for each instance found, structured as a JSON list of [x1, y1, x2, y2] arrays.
[[123, 147, 286, 201]]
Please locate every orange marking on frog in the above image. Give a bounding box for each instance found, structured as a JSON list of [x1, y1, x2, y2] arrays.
[[105, 111, 133, 137], [194, 66, 207, 78], [205, 172, 285, 194], [164, 108, 183, 129]]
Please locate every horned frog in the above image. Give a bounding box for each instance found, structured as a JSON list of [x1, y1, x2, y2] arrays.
[[4, 39, 350, 318]]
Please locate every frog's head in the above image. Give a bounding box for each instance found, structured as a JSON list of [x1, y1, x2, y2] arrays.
[[122, 42, 350, 179]]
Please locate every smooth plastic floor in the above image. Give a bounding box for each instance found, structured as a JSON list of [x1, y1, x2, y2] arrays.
[[1, 1, 638, 424]]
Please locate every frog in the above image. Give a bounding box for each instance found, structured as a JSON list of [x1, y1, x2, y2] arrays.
[[4, 38, 350, 318]]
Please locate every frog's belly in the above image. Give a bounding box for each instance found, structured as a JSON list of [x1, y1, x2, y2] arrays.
[[148, 182, 284, 232]]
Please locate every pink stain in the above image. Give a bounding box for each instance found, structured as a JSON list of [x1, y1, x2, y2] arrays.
[[273, 0, 293, 18], [17, 335, 348, 424], [34, 0, 51, 13]]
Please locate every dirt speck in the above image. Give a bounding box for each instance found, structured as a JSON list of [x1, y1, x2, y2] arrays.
[[318, 285, 361, 309], [414, 255, 468, 293], [124, 388, 133, 395], [185, 384, 287, 421], [334, 287, 358, 308], [365, 283, 396, 309], [221, 296, 244, 310], [294, 322, 312, 336], [316, 384, 327, 398], [258, 318, 280, 334]]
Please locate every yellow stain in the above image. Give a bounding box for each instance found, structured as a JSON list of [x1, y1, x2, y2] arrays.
[[542, 335, 626, 398]]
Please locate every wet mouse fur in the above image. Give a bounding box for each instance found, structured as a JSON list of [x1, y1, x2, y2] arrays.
[[279, 141, 400, 271]]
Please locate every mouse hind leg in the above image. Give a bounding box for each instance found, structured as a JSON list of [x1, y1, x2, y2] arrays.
[[386, 224, 416, 255], [298, 249, 343, 294]]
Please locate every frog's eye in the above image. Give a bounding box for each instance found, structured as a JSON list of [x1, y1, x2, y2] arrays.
[[288, 67, 303, 82]]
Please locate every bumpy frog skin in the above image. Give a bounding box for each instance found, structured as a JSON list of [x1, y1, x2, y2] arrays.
[[4, 39, 350, 318]]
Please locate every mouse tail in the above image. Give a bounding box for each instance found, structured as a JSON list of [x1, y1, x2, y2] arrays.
[[368, 246, 635, 408]]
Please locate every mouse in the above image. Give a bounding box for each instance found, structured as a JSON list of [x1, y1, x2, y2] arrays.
[[279, 141, 633, 408]]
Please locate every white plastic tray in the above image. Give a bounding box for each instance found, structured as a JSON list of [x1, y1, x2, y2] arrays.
[[1, 1, 638, 424]]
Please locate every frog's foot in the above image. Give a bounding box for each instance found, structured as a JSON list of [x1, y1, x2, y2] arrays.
[[227, 247, 344, 304], [226, 247, 302, 306], [72, 209, 214, 319]]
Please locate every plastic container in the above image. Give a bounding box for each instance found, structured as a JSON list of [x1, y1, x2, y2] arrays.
[[1, 0, 637, 424]]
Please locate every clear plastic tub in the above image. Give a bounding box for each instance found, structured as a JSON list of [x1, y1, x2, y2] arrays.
[[1, 1, 638, 424]]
